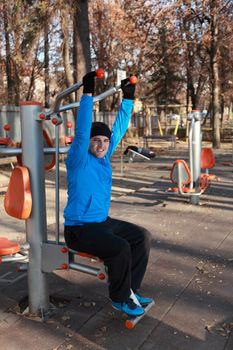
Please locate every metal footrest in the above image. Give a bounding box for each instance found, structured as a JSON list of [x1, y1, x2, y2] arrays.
[[41, 242, 107, 281]]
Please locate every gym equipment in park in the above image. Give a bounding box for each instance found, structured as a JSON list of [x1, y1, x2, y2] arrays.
[[123, 145, 155, 162], [169, 110, 217, 204], [124, 290, 155, 329], [0, 124, 12, 147], [0, 121, 56, 171], [16, 128, 56, 171], [64, 121, 74, 145], [0, 71, 154, 328]]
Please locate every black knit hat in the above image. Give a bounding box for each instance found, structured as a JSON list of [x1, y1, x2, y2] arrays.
[[90, 122, 111, 139]]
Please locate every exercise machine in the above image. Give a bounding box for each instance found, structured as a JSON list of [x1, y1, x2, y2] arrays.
[[123, 145, 155, 162], [0, 71, 154, 328], [169, 110, 217, 204]]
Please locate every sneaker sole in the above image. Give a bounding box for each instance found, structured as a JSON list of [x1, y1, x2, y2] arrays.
[[112, 304, 145, 317]]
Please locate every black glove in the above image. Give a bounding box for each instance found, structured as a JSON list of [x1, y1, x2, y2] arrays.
[[83, 71, 96, 94], [121, 78, 136, 100]]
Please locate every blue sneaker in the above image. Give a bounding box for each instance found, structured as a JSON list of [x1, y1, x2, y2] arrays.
[[112, 298, 145, 317], [134, 292, 153, 306]]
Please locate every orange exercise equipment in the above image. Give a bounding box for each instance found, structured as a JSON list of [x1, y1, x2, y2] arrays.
[[201, 147, 215, 173], [4, 166, 32, 220], [17, 129, 56, 171], [0, 166, 31, 263], [0, 237, 20, 256]]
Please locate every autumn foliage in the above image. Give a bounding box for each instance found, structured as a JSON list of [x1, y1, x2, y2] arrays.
[[0, 0, 232, 147]]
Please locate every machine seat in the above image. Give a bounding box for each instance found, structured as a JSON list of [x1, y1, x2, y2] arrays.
[[0, 237, 20, 256], [4, 166, 32, 220], [201, 147, 215, 170]]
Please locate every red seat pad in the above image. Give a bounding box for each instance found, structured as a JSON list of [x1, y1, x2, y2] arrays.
[[0, 237, 20, 256]]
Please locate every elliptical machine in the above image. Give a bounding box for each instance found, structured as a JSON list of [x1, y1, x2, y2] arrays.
[[169, 110, 216, 205]]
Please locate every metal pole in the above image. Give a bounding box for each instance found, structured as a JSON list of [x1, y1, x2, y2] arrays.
[[53, 82, 83, 113], [192, 110, 202, 185], [20, 101, 50, 315], [69, 262, 100, 276], [120, 139, 123, 176], [190, 110, 202, 205], [0, 146, 70, 156], [188, 115, 194, 190], [55, 124, 60, 244]]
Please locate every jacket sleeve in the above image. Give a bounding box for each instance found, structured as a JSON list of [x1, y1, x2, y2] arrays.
[[108, 99, 134, 157], [66, 95, 93, 169]]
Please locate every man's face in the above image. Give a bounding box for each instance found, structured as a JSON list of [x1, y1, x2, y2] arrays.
[[89, 135, 110, 158]]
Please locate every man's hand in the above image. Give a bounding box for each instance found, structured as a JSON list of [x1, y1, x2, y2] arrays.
[[83, 71, 96, 94], [121, 77, 136, 100]]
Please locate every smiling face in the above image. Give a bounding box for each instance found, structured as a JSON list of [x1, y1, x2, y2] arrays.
[[89, 135, 110, 158]]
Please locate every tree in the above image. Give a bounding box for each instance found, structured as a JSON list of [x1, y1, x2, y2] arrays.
[[89, 0, 129, 110], [0, 0, 232, 149], [56, 0, 91, 115], [44, 20, 50, 108], [73, 0, 91, 101], [210, 0, 221, 148], [2, 0, 14, 104], [177, 0, 210, 112], [0, 0, 53, 105]]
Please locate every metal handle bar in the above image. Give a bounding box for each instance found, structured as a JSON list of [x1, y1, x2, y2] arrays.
[[0, 146, 70, 157], [48, 73, 137, 116], [46, 84, 122, 117], [94, 85, 121, 102], [53, 82, 83, 113]]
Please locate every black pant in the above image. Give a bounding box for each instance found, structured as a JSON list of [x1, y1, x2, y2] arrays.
[[64, 217, 151, 302]]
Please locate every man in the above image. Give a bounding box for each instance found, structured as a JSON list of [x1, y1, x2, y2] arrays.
[[64, 71, 152, 317]]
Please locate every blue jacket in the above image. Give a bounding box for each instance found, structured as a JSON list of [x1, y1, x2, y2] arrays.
[[64, 95, 134, 226]]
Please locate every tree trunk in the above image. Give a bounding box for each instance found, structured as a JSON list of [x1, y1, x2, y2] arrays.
[[228, 102, 232, 121], [3, 1, 14, 104], [210, 0, 221, 149], [73, 0, 91, 101], [44, 21, 50, 108], [73, 12, 78, 101], [60, 7, 75, 113], [26, 57, 36, 100]]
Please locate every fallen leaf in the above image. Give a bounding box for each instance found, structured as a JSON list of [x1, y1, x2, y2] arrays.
[[205, 324, 214, 333], [62, 315, 70, 321]]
